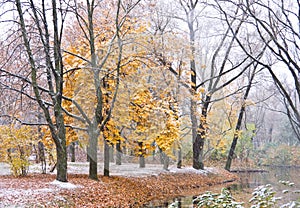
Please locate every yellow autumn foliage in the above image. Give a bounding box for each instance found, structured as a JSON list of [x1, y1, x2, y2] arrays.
[[42, 3, 183, 160], [102, 119, 124, 145], [0, 125, 37, 176], [125, 86, 181, 157], [59, 10, 150, 149]]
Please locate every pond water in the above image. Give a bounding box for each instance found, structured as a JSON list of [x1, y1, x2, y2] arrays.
[[146, 166, 300, 207]]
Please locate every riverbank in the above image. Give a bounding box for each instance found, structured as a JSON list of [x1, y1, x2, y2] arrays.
[[0, 163, 237, 207]]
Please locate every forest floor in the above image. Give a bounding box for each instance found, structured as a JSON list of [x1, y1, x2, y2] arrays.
[[0, 162, 238, 207]]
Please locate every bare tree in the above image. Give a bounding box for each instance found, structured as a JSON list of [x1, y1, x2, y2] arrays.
[[10, 0, 69, 182], [222, 0, 300, 142]]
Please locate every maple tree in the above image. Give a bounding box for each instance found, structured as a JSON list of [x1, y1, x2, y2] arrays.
[[113, 64, 182, 168], [127, 88, 157, 167]]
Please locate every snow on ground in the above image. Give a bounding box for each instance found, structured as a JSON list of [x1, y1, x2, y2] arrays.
[[0, 162, 219, 207], [0, 162, 10, 175], [49, 180, 81, 189], [0, 188, 53, 198], [169, 166, 209, 175], [0, 162, 217, 177], [0, 186, 56, 207]]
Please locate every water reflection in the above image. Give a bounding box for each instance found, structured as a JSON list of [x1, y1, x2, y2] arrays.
[[146, 166, 300, 207]]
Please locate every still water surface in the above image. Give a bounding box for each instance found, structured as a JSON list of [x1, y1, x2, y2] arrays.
[[146, 166, 300, 207]]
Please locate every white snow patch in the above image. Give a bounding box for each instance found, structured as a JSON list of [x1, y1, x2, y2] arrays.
[[0, 188, 52, 198], [1, 162, 222, 177], [205, 167, 223, 174], [49, 180, 81, 189], [169, 166, 208, 175]]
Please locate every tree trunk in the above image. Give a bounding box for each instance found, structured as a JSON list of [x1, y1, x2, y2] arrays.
[[177, 147, 182, 168], [55, 124, 68, 181], [104, 139, 110, 176], [162, 152, 169, 171], [139, 155, 145, 168], [38, 141, 46, 174], [86, 145, 89, 162], [191, 98, 201, 170], [225, 107, 245, 171], [70, 142, 75, 162], [159, 147, 164, 164], [152, 142, 156, 161], [138, 142, 145, 168], [52, 100, 68, 182], [193, 133, 204, 170], [88, 126, 98, 180], [184, 1, 203, 171], [56, 144, 67, 182], [116, 140, 122, 165], [193, 96, 210, 170], [109, 145, 114, 162], [268, 125, 273, 143]]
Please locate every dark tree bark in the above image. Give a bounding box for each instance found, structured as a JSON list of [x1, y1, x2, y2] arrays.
[[86, 146, 90, 162], [56, 144, 67, 181], [193, 96, 210, 170], [104, 139, 110, 176], [138, 142, 145, 168]]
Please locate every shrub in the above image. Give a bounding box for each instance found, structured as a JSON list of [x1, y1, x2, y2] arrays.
[[9, 156, 29, 176], [193, 188, 244, 208], [190, 182, 300, 208], [249, 184, 279, 208], [0, 125, 36, 176]]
